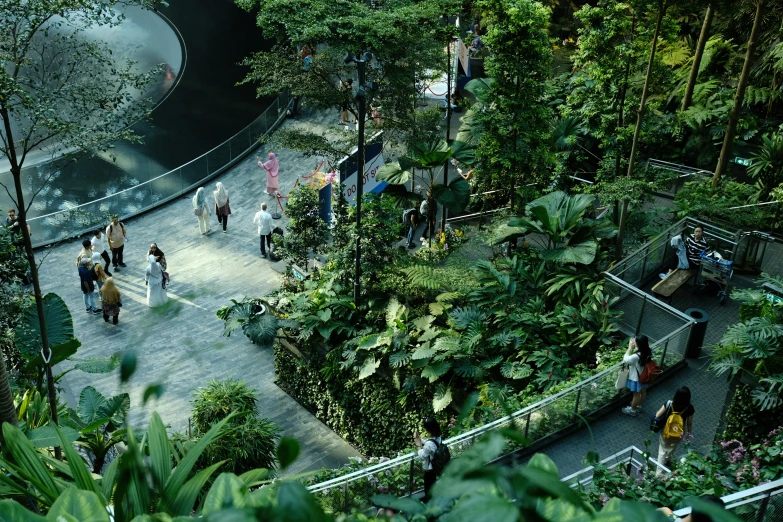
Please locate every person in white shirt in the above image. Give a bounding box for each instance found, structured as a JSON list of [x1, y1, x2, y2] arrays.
[[414, 417, 443, 500], [253, 202, 274, 258], [90, 230, 112, 276]]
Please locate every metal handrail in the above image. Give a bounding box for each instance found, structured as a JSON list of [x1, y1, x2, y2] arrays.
[[307, 314, 692, 493], [561, 445, 671, 488], [28, 92, 288, 225], [604, 272, 696, 325], [672, 478, 783, 518]]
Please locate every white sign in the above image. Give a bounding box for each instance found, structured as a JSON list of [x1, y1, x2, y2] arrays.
[[342, 153, 386, 204]]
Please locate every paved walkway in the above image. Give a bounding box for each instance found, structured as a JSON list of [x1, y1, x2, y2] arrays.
[[37, 107, 362, 475], [530, 241, 783, 477]]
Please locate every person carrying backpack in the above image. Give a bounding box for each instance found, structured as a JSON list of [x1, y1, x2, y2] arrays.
[[414, 417, 451, 500], [653, 386, 694, 473], [621, 335, 654, 416]]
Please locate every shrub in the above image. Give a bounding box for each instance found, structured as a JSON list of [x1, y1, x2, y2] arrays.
[[191, 378, 279, 473], [723, 383, 783, 444]]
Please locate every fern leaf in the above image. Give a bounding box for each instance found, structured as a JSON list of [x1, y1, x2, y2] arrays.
[[403, 266, 442, 290], [389, 351, 413, 368], [421, 361, 451, 382]]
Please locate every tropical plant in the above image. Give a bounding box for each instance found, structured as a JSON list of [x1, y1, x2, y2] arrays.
[[494, 191, 617, 265], [191, 378, 279, 474], [217, 297, 279, 348], [748, 132, 783, 201], [376, 138, 475, 233], [710, 275, 783, 410], [68, 386, 130, 474]]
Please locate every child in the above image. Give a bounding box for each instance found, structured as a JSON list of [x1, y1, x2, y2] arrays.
[[91, 253, 108, 299]]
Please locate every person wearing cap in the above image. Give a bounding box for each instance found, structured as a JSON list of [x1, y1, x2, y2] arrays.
[[78, 256, 101, 315]]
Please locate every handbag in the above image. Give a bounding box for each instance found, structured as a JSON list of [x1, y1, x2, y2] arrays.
[[194, 207, 204, 217], [615, 364, 630, 390], [650, 401, 671, 433]]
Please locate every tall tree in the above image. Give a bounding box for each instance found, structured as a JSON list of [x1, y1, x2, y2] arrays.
[[615, 0, 667, 260], [712, 0, 765, 186], [680, 5, 715, 111], [474, 0, 553, 201], [238, 0, 459, 153], [0, 0, 158, 433]]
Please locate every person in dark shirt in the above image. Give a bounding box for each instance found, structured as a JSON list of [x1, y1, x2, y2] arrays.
[[78, 257, 101, 315], [684, 226, 710, 268]]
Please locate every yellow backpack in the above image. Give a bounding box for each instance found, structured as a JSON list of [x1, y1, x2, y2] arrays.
[[662, 404, 685, 439]]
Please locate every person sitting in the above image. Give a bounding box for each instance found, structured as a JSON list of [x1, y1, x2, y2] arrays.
[[660, 226, 713, 279]]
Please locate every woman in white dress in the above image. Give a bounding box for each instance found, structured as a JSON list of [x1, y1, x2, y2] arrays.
[[192, 187, 211, 235], [145, 254, 168, 308]]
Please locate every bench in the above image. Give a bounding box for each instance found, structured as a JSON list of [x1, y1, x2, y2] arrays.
[[651, 268, 696, 304]]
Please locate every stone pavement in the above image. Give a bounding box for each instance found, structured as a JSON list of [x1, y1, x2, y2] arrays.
[[530, 241, 783, 478], [36, 107, 362, 476]]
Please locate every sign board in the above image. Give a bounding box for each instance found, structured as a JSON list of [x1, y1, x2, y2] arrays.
[[732, 157, 753, 167], [458, 39, 471, 77], [338, 137, 387, 205]]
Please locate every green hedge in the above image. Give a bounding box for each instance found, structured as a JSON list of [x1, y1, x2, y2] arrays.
[[274, 345, 432, 457]]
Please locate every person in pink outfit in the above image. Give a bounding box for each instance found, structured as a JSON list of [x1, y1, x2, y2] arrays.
[[257, 152, 280, 196]]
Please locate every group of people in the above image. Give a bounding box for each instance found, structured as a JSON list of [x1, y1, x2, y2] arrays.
[[661, 225, 714, 278], [621, 335, 695, 473], [75, 218, 170, 323], [402, 196, 437, 249]]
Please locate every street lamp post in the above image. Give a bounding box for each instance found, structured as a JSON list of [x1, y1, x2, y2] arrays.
[[345, 52, 372, 304]]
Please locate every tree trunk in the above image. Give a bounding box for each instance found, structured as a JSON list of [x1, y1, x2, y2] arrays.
[[1, 106, 62, 459], [0, 348, 18, 444], [616, 0, 666, 261], [712, 0, 764, 187], [681, 5, 714, 111]]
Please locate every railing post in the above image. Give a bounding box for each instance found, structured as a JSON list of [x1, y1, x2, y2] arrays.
[[573, 388, 582, 422], [640, 245, 649, 280], [659, 339, 669, 369], [343, 480, 349, 513], [228, 139, 232, 161], [524, 412, 531, 439], [408, 455, 415, 496], [635, 295, 647, 336], [755, 489, 772, 522], [626, 447, 634, 475]]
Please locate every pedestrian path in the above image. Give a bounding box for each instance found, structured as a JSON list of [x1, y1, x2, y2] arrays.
[[529, 242, 783, 477], [36, 107, 362, 476]]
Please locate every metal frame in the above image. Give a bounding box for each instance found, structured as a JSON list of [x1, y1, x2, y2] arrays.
[[672, 478, 783, 521], [561, 446, 671, 489]]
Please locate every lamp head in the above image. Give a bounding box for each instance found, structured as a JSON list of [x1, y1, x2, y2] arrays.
[[361, 51, 373, 62], [344, 51, 356, 64]]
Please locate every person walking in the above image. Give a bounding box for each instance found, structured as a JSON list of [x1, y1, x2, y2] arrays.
[[106, 216, 127, 271], [414, 417, 449, 501], [253, 202, 274, 258], [75, 239, 94, 267], [148, 243, 168, 288], [402, 207, 418, 248], [621, 334, 652, 416], [91, 252, 108, 298], [653, 386, 695, 473], [145, 254, 168, 308], [192, 187, 211, 235], [419, 195, 436, 241], [99, 277, 122, 325], [90, 230, 112, 275], [213, 182, 231, 233], [78, 257, 101, 315], [257, 153, 280, 196]]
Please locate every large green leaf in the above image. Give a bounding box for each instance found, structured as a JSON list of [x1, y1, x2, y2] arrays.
[[433, 386, 453, 412], [358, 357, 381, 380], [146, 413, 171, 491], [98, 393, 130, 428], [77, 387, 108, 425], [432, 178, 471, 212], [71, 355, 120, 374], [26, 425, 80, 448], [450, 141, 476, 166], [46, 488, 109, 522], [379, 184, 422, 209], [15, 293, 74, 358], [540, 240, 598, 265], [371, 495, 425, 515], [54, 425, 102, 497], [375, 162, 412, 185], [22, 339, 80, 374], [0, 423, 62, 504], [441, 494, 517, 522], [409, 139, 453, 168], [165, 462, 225, 516], [274, 482, 327, 522], [244, 313, 278, 348], [201, 473, 247, 515], [0, 500, 47, 522], [463, 77, 494, 102]]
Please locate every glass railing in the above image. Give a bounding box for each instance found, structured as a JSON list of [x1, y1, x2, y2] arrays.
[[562, 445, 671, 490], [672, 478, 783, 521], [27, 91, 292, 248]]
